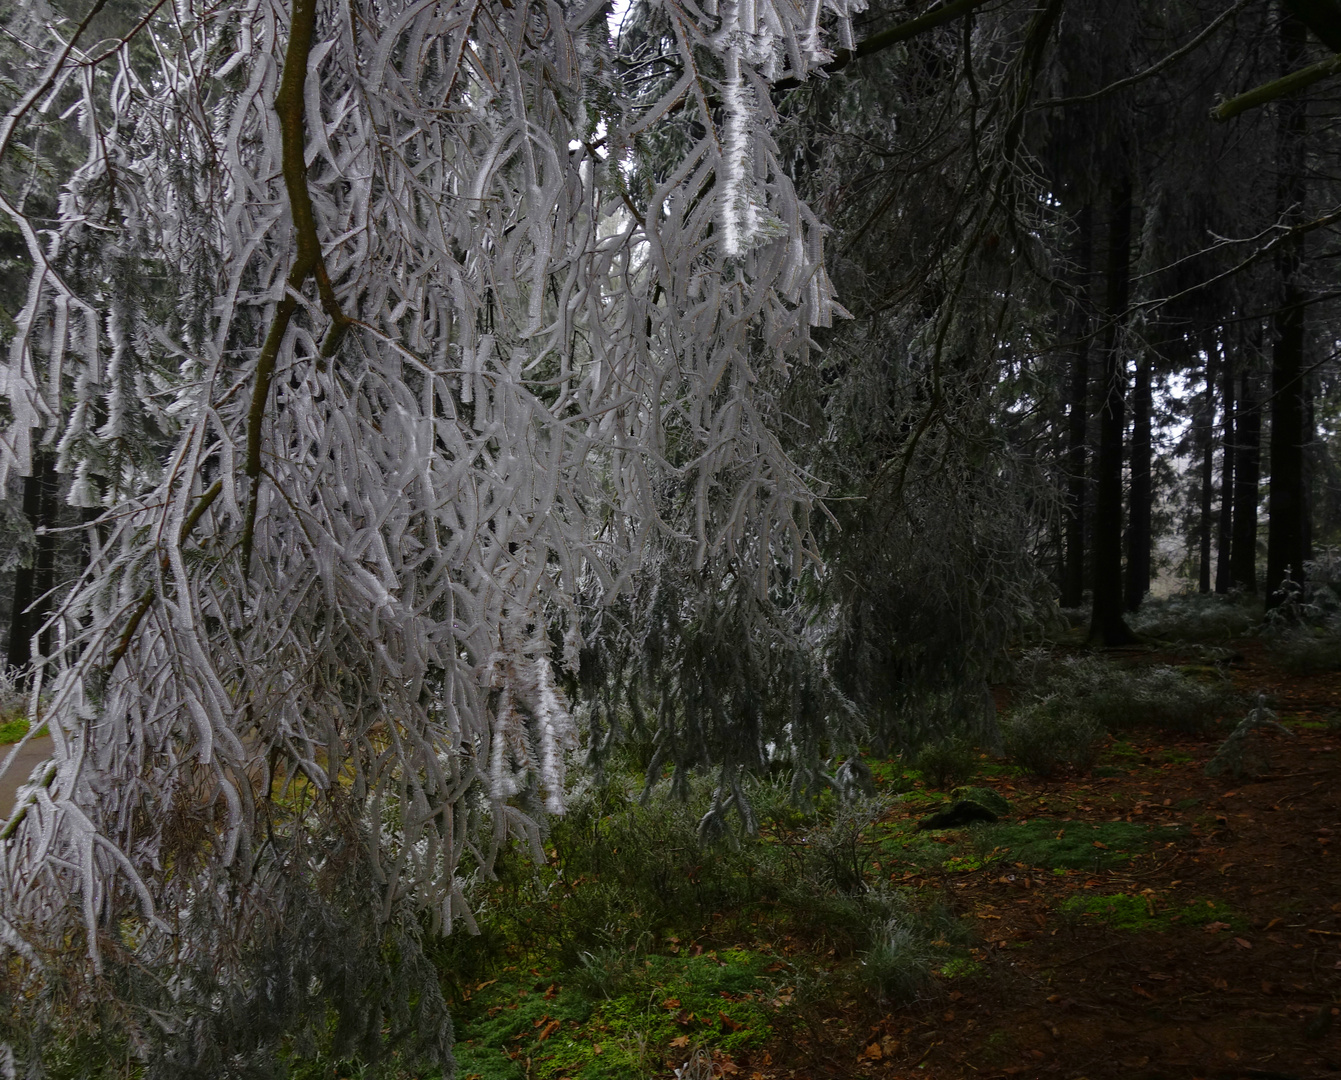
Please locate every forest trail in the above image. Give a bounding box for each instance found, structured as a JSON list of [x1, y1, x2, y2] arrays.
[[755, 645, 1341, 1080], [0, 731, 51, 821]]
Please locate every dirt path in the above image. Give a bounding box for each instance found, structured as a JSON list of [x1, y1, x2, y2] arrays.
[[758, 653, 1341, 1080], [0, 733, 52, 820]]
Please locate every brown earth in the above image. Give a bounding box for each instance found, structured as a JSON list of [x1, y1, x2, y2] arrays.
[[737, 642, 1341, 1080], [0, 730, 52, 820]]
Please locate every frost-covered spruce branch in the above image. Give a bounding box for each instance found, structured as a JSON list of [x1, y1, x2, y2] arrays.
[[0, 0, 862, 1063]]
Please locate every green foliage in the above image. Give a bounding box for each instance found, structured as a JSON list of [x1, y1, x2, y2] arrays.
[[0, 714, 28, 743], [971, 819, 1186, 871], [912, 738, 978, 789], [435, 765, 973, 1079]]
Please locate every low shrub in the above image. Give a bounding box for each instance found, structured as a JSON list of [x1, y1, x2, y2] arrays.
[[1016, 655, 1237, 735], [1204, 695, 1296, 779], [1001, 698, 1104, 777], [1127, 592, 1260, 642], [912, 738, 977, 790], [860, 918, 934, 1004], [1265, 624, 1341, 674]]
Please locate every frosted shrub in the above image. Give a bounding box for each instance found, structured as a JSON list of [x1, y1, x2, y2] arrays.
[[1128, 593, 1260, 642], [1263, 564, 1341, 673], [1001, 697, 1104, 777], [1023, 656, 1236, 734], [860, 917, 934, 1004], [1204, 695, 1294, 779]]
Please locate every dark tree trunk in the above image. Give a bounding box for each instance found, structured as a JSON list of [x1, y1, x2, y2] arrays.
[[1215, 343, 1235, 593], [1062, 205, 1094, 609], [1089, 180, 1136, 645], [1125, 349, 1153, 610], [6, 452, 58, 678], [1197, 348, 1217, 594], [1303, 384, 1315, 563], [1266, 5, 1310, 608], [1231, 363, 1263, 591]]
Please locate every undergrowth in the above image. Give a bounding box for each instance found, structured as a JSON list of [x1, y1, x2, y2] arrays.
[[1127, 593, 1261, 643], [999, 653, 1239, 775], [421, 767, 972, 1079]]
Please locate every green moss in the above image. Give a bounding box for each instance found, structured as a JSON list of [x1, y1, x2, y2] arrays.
[[1281, 714, 1330, 731], [454, 950, 776, 1080], [938, 956, 981, 979], [971, 819, 1186, 870], [1059, 892, 1246, 933], [942, 846, 1006, 873], [0, 716, 29, 744], [949, 786, 1010, 816]]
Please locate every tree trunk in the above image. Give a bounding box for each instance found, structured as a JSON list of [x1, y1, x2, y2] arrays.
[[1089, 179, 1136, 645], [1215, 342, 1235, 593], [1231, 362, 1263, 591], [1303, 383, 1315, 564], [1197, 348, 1217, 594], [1125, 349, 1152, 610], [1266, 6, 1310, 608], [1062, 204, 1094, 609]]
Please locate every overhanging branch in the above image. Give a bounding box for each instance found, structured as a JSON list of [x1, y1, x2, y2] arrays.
[[1212, 52, 1341, 120], [772, 0, 996, 91]]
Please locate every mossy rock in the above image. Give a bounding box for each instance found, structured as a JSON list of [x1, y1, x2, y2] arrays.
[[917, 800, 999, 831], [950, 786, 1010, 816]]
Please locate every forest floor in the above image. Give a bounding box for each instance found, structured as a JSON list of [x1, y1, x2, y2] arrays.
[[448, 637, 1341, 1080], [741, 639, 1341, 1080]]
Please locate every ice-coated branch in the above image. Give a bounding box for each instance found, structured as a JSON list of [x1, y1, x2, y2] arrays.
[[0, 0, 862, 1058]]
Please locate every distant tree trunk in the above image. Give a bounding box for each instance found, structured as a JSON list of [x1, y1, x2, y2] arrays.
[[6, 451, 57, 679], [1089, 179, 1136, 645], [1062, 204, 1094, 609], [1303, 383, 1315, 564], [1266, 7, 1310, 608], [1231, 362, 1263, 591], [1125, 349, 1152, 610], [1197, 348, 1217, 594], [1215, 343, 1235, 593]]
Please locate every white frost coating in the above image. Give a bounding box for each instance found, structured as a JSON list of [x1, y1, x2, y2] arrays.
[[0, 0, 853, 971]]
